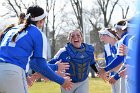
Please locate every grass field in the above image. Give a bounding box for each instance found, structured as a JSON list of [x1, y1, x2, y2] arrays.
[[29, 77, 111, 93]]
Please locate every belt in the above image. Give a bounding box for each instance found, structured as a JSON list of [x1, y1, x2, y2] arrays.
[[0, 61, 9, 63]]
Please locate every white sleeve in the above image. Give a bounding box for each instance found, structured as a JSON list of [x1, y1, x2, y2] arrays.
[[54, 47, 66, 59]]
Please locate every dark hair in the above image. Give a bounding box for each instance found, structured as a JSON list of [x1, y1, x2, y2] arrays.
[[0, 24, 15, 41], [117, 20, 127, 26], [115, 20, 128, 31], [3, 24, 15, 33], [107, 28, 120, 40], [18, 12, 25, 25], [19, 13, 25, 19], [12, 5, 45, 42]]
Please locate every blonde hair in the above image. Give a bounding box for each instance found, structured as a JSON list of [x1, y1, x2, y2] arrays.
[[68, 29, 83, 40]]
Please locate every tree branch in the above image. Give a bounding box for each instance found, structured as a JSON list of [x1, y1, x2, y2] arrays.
[[107, 0, 119, 26], [14, 0, 22, 12], [20, 0, 28, 9], [7, 0, 19, 17], [124, 6, 129, 19]]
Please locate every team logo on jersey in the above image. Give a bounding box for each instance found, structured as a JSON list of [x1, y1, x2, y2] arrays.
[[80, 55, 84, 58], [66, 56, 71, 60]]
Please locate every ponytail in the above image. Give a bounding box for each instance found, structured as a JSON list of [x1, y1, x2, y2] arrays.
[[0, 24, 15, 41], [12, 5, 46, 42], [12, 15, 37, 42]]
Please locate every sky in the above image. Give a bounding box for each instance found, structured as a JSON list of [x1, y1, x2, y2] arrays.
[[0, 0, 137, 31], [0, 1, 9, 16], [0, 0, 136, 17]]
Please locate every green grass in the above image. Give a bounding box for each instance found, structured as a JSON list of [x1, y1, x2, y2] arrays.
[[29, 77, 111, 93]]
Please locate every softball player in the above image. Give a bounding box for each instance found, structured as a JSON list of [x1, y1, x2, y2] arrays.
[[98, 28, 121, 93], [49, 29, 98, 93], [99, 19, 133, 93], [0, 5, 73, 93]]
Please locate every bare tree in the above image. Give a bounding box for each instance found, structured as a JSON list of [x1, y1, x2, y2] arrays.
[[70, 0, 83, 32], [45, 0, 53, 37], [46, 0, 68, 56], [6, 0, 19, 16], [83, 8, 104, 54], [117, 0, 130, 19], [51, 0, 56, 56], [5, 0, 30, 17], [84, 8, 103, 31], [20, 0, 28, 9], [97, 0, 120, 27], [55, 32, 69, 52], [121, 6, 129, 19]]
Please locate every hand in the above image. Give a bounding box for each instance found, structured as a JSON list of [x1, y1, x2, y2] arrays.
[[61, 77, 73, 90], [97, 73, 109, 82], [27, 72, 49, 87], [26, 76, 34, 87], [38, 74, 49, 82], [109, 76, 116, 85], [102, 73, 109, 83], [56, 60, 70, 72], [98, 67, 106, 77], [32, 73, 49, 82], [56, 71, 70, 77], [119, 68, 127, 77], [119, 44, 128, 56], [26, 72, 41, 87]]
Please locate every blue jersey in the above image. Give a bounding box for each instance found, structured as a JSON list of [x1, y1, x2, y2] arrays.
[[104, 43, 117, 76], [0, 24, 64, 85], [49, 43, 95, 82], [104, 43, 117, 66], [0, 24, 47, 69], [105, 32, 132, 72]]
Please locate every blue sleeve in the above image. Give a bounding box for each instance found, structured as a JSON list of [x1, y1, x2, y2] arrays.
[[28, 26, 47, 59], [35, 59, 58, 71], [106, 56, 114, 65], [49, 58, 59, 64], [49, 49, 69, 64], [47, 63, 58, 71], [29, 57, 64, 85], [104, 55, 125, 72], [114, 73, 120, 80]]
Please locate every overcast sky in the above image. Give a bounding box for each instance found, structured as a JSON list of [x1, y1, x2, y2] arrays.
[[0, 0, 137, 31]]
